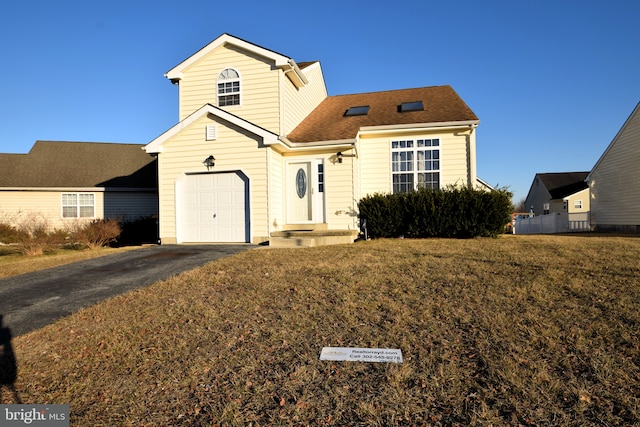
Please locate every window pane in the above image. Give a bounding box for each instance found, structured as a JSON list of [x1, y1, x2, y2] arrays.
[[63, 206, 77, 218], [318, 164, 324, 193], [418, 172, 439, 189], [393, 173, 413, 193], [79, 206, 94, 218], [62, 193, 77, 205], [79, 194, 94, 205]]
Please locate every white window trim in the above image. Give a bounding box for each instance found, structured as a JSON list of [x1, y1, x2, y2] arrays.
[[217, 67, 241, 108], [390, 138, 441, 194], [61, 193, 96, 219], [573, 200, 583, 209]]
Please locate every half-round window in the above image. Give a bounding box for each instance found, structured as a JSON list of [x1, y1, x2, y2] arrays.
[[217, 68, 240, 107]]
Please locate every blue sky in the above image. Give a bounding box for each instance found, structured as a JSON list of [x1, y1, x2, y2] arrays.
[[1, 0, 638, 203]]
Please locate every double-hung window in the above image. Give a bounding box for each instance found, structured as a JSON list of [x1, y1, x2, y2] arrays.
[[62, 193, 95, 218], [217, 68, 240, 107], [391, 138, 440, 193]]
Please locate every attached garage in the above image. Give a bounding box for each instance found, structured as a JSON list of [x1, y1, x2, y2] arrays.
[[176, 172, 249, 243]]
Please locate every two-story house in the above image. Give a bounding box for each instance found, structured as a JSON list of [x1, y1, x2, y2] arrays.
[[586, 101, 640, 233], [144, 34, 483, 246]]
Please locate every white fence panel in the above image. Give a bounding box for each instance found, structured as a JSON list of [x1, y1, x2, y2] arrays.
[[514, 213, 590, 234]]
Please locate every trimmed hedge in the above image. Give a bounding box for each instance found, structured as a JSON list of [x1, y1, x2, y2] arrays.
[[358, 186, 512, 239]]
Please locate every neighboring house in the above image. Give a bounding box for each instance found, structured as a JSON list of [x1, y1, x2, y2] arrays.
[[0, 141, 158, 231], [586, 101, 640, 233], [144, 34, 484, 246], [524, 172, 590, 216]]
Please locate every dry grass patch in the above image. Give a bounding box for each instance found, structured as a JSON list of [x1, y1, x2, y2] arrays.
[[2, 235, 639, 425]]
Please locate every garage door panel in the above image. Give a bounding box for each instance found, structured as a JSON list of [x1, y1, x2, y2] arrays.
[[177, 172, 248, 243]]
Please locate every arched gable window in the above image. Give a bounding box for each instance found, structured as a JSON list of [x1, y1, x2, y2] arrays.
[[217, 68, 240, 107]]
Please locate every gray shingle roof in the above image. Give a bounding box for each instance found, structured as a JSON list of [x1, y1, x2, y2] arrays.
[[0, 141, 157, 188], [537, 172, 590, 199]]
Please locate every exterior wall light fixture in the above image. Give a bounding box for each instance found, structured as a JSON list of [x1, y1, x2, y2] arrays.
[[203, 155, 216, 170]]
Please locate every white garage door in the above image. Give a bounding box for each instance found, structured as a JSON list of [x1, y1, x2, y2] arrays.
[[177, 172, 248, 243]]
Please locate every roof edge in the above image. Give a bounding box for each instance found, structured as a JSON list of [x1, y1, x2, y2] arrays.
[[587, 100, 640, 182], [145, 104, 278, 153], [165, 33, 292, 82]]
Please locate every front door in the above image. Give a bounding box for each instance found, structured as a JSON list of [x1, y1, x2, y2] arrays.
[[287, 160, 324, 224]]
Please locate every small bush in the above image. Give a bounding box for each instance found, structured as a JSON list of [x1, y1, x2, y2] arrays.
[[358, 186, 513, 239], [0, 223, 19, 244], [69, 219, 122, 250], [12, 213, 62, 256]]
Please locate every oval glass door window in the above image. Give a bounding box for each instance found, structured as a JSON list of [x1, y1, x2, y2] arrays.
[[296, 168, 307, 198]]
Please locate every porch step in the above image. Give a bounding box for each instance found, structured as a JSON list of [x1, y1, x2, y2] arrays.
[[269, 229, 357, 248]]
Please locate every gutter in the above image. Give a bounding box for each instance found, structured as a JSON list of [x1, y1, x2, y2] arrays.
[[0, 187, 157, 192], [280, 59, 308, 88], [359, 120, 479, 135], [274, 136, 356, 152]]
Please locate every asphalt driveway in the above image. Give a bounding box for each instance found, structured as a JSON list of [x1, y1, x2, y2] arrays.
[[0, 244, 254, 336]]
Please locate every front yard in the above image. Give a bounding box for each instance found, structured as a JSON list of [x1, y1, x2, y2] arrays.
[[1, 235, 639, 425]]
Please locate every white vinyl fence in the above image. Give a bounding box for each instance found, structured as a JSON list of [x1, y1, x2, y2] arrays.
[[514, 212, 590, 234]]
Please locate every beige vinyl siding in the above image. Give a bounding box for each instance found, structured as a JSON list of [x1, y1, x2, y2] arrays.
[[589, 104, 640, 228], [440, 132, 474, 187], [358, 129, 473, 197], [156, 114, 269, 244], [565, 188, 590, 214], [0, 190, 105, 230], [268, 149, 284, 232], [324, 153, 357, 230], [178, 44, 280, 134], [281, 63, 327, 135]]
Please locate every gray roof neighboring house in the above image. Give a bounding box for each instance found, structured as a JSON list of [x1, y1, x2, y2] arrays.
[[0, 141, 157, 189], [534, 172, 590, 200]]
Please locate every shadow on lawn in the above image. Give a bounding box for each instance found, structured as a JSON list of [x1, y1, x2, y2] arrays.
[[0, 315, 20, 403]]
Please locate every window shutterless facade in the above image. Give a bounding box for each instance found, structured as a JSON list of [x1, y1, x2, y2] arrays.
[[62, 193, 95, 218], [217, 68, 240, 107], [391, 138, 440, 193]]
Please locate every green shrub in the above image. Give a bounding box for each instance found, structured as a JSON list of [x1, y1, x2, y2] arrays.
[[358, 186, 512, 239]]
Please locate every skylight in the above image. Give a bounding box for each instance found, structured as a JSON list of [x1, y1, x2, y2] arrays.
[[344, 105, 370, 116], [399, 101, 424, 112]]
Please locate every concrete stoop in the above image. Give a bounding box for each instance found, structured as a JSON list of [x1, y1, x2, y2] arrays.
[[269, 229, 358, 248]]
